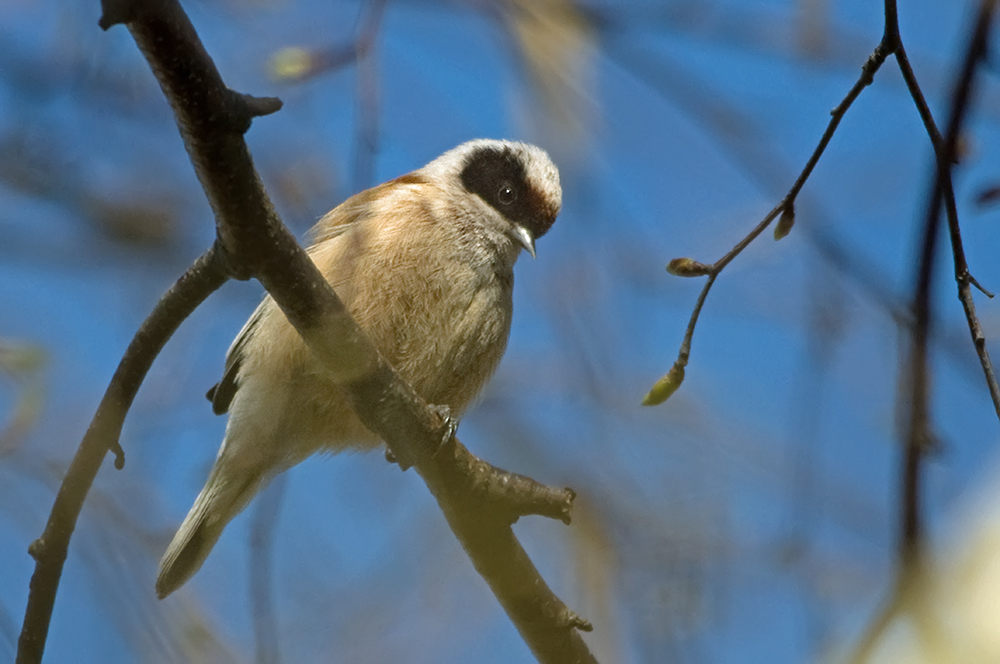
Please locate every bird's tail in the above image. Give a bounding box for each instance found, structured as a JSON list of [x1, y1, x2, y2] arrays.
[[156, 457, 266, 599]]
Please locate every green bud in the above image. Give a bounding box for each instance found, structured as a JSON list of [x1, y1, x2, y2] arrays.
[[642, 363, 685, 406], [667, 257, 711, 277], [774, 205, 795, 241]]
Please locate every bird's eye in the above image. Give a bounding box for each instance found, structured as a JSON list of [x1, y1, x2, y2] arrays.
[[497, 182, 516, 205]]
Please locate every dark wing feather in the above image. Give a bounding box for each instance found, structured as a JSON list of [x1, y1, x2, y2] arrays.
[[206, 303, 266, 415]]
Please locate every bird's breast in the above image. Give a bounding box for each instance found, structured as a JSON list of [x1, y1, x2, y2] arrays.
[[378, 256, 512, 414]]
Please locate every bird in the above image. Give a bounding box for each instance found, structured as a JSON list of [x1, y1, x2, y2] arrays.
[[156, 139, 562, 598]]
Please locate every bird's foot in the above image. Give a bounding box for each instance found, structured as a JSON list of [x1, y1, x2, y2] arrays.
[[429, 404, 458, 455]]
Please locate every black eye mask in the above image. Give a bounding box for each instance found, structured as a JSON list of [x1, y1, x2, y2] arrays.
[[459, 146, 553, 240]]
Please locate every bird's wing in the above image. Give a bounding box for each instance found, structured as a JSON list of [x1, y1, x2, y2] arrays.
[[205, 189, 373, 415], [206, 173, 431, 415], [205, 302, 267, 415]]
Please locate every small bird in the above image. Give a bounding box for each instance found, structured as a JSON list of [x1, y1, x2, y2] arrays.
[[156, 139, 562, 598]]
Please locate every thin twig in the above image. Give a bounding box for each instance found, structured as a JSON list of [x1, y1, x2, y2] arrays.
[[844, 1, 998, 660], [659, 39, 894, 382], [249, 474, 287, 664], [17, 246, 228, 664], [351, 0, 387, 192], [888, 1, 1000, 422], [270, 0, 386, 84], [901, 0, 996, 566], [605, 30, 993, 404], [844, 567, 912, 664]]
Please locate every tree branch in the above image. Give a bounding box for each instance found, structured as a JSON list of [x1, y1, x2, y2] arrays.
[[644, 0, 1000, 434], [900, 0, 995, 572], [845, 1, 998, 660], [888, 0, 1000, 423]]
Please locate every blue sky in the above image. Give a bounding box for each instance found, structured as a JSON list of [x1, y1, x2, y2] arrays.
[[3, 0, 1000, 662]]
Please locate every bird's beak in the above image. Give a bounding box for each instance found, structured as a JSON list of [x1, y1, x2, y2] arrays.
[[510, 224, 536, 258]]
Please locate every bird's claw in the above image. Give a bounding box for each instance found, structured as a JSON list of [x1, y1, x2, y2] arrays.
[[430, 404, 458, 455], [383, 404, 457, 468]]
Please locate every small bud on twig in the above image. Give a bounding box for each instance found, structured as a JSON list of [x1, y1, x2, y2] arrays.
[[667, 257, 711, 278], [774, 205, 795, 241], [642, 362, 685, 406]]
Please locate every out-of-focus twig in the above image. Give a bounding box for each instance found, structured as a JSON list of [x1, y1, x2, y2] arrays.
[[351, 0, 386, 193], [268, 0, 385, 84], [846, 1, 998, 661], [900, 0, 995, 571], [0, 341, 48, 458], [268, 0, 387, 195], [249, 474, 287, 664]]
